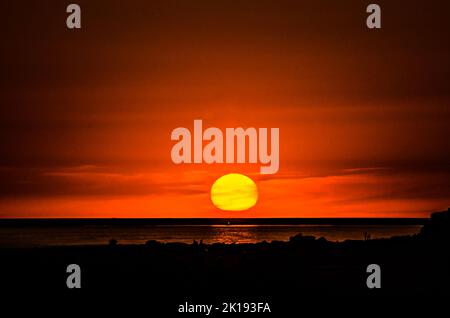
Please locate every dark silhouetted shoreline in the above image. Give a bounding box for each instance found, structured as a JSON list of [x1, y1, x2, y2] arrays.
[[0, 209, 448, 298]]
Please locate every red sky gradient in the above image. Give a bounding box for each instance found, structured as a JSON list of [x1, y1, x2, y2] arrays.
[[1, 0, 449, 218]]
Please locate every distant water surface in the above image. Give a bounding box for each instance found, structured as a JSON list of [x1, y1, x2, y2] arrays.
[[0, 223, 422, 247]]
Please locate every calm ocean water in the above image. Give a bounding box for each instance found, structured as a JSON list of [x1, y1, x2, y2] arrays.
[[0, 223, 422, 247]]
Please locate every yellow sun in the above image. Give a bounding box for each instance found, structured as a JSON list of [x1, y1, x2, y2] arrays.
[[210, 173, 258, 211]]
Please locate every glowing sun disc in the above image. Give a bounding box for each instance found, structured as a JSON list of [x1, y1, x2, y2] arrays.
[[210, 173, 258, 211]]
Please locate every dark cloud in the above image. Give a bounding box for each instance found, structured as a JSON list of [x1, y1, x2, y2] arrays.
[[0, 165, 208, 198]]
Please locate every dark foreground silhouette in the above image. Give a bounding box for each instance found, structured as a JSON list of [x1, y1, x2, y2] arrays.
[[1, 209, 449, 312]]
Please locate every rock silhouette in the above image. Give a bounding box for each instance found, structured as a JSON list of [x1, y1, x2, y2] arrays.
[[418, 208, 450, 242]]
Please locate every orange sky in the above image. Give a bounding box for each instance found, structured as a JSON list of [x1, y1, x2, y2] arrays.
[[0, 0, 449, 218]]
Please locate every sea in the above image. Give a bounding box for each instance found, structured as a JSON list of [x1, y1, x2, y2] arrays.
[[0, 219, 425, 248]]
